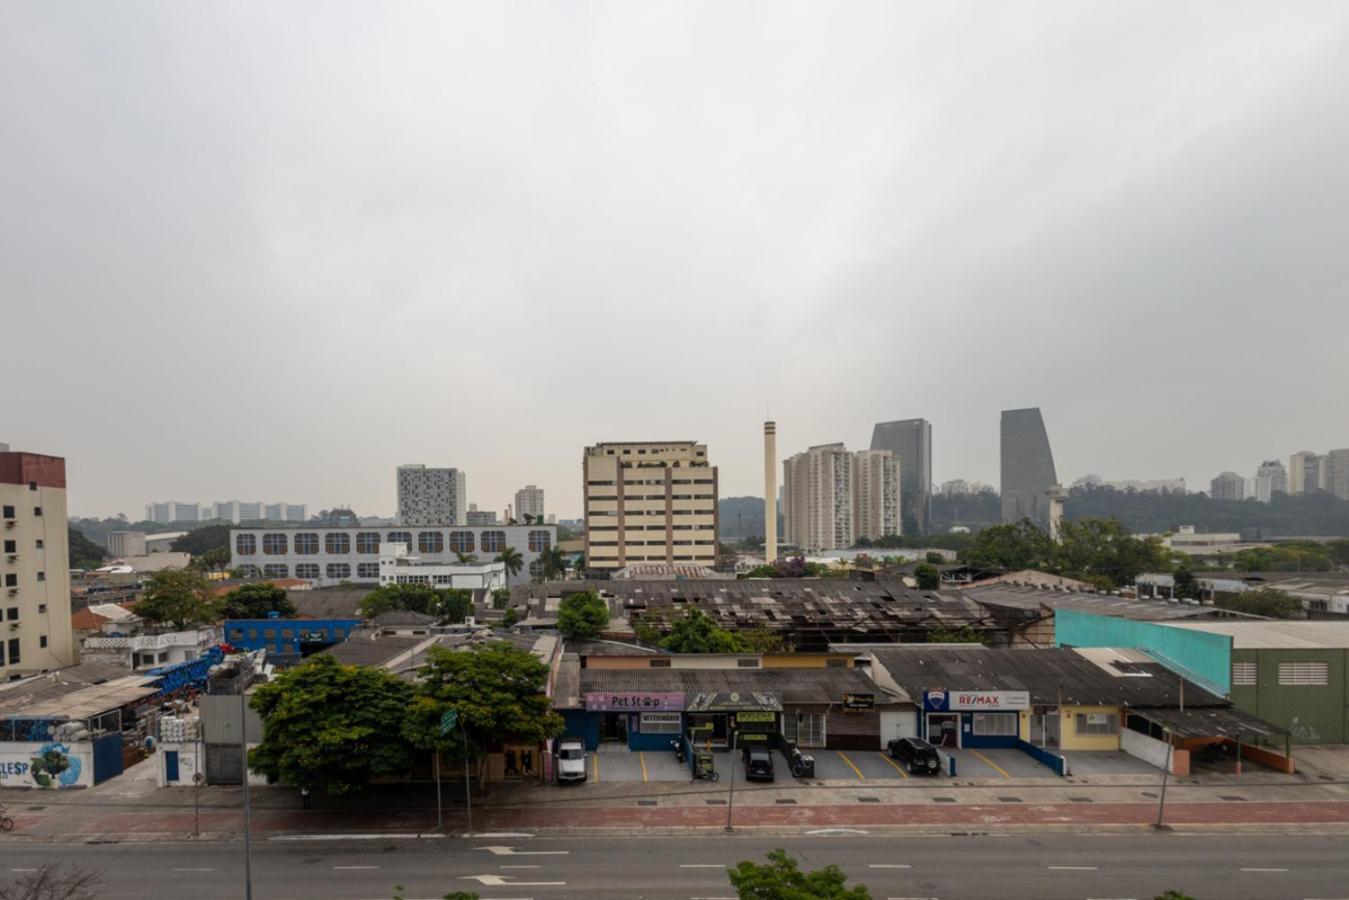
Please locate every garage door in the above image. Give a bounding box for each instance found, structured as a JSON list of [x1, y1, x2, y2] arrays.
[[880, 709, 918, 748]]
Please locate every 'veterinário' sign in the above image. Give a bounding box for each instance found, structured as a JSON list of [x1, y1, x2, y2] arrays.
[[923, 690, 1029, 712]]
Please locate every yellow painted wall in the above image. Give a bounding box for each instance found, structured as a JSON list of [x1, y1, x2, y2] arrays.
[[1059, 705, 1122, 750], [762, 654, 854, 669]]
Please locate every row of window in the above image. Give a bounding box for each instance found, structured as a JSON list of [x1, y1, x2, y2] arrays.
[[238, 530, 552, 556], [1, 505, 41, 518], [240, 563, 380, 580], [1233, 660, 1329, 686], [3, 538, 44, 553]]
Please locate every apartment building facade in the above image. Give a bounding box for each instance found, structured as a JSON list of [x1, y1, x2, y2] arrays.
[[782, 444, 901, 552], [1, 449, 76, 678], [515, 484, 545, 521], [1209, 471, 1246, 501], [583, 442, 718, 572], [397, 464, 467, 526]]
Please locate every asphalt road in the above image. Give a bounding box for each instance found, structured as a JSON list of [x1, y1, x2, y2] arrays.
[[6, 833, 1347, 900]]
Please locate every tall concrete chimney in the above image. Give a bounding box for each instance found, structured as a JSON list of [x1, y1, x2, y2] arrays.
[[764, 420, 777, 564]]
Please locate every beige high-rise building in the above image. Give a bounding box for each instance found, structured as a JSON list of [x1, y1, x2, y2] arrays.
[[1328, 449, 1349, 500], [782, 444, 900, 552], [1, 449, 76, 677], [582, 442, 718, 571], [515, 484, 545, 522]]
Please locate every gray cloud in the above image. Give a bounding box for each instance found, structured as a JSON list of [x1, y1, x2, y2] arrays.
[[2, 2, 1346, 517]]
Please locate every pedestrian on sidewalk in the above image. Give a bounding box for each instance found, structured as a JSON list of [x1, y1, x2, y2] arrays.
[[301, 787, 312, 809]]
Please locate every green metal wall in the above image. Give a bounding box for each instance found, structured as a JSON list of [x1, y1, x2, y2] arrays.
[[1231, 648, 1348, 745], [1053, 609, 1232, 696]]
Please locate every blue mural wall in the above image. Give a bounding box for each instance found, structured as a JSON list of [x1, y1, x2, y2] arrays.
[[1054, 608, 1232, 696]]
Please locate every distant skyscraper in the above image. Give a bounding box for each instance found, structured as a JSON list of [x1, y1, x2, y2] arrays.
[[1288, 451, 1324, 495], [397, 464, 467, 526], [870, 418, 931, 534], [1253, 460, 1288, 503], [1000, 408, 1058, 529], [1328, 449, 1349, 500], [514, 485, 545, 522], [1209, 471, 1246, 501]]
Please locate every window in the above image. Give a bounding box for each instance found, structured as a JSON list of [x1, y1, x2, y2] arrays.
[[1, 506, 13, 518], [7, 639, 18, 665], [1074, 713, 1119, 736], [529, 530, 551, 552], [973, 713, 1018, 736], [33, 506, 42, 516], [449, 531, 474, 554], [1232, 661, 1257, 686], [3, 573, 14, 587], [736, 658, 760, 668], [294, 533, 319, 555], [325, 533, 350, 555], [785, 713, 826, 748], [357, 562, 379, 579], [36, 571, 44, 582], [648, 658, 671, 668], [28, 481, 37, 491], [480, 531, 505, 553], [386, 531, 412, 547], [356, 533, 380, 554], [237, 564, 260, 578], [418, 532, 444, 554], [39, 635, 47, 648], [326, 563, 351, 580], [262, 564, 289, 578], [1278, 661, 1328, 686], [295, 563, 320, 579], [37, 604, 46, 613], [262, 533, 287, 555], [34, 539, 41, 549], [236, 534, 257, 555], [3, 540, 14, 553], [640, 712, 681, 734], [6, 607, 17, 620]]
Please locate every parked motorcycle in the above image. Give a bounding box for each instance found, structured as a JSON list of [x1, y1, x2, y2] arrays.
[[672, 738, 686, 764]]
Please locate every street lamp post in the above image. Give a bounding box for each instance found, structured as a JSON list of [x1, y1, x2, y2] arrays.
[[725, 731, 738, 833], [241, 689, 253, 900]]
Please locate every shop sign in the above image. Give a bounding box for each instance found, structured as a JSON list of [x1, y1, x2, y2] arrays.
[[687, 691, 782, 713], [735, 711, 777, 723], [923, 690, 1029, 712], [842, 692, 875, 711], [585, 692, 684, 712]]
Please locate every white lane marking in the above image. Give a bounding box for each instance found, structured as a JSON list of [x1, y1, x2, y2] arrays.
[[887, 897, 939, 900], [1242, 867, 1289, 872], [472, 831, 535, 838], [1047, 865, 1098, 870], [173, 867, 216, 872], [869, 864, 912, 869], [500, 865, 541, 869], [806, 828, 870, 835], [461, 874, 565, 886], [477, 845, 569, 856], [334, 865, 379, 870], [680, 864, 727, 868], [270, 833, 446, 841]]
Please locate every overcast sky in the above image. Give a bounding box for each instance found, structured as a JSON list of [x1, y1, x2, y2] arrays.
[[3, 2, 1348, 519]]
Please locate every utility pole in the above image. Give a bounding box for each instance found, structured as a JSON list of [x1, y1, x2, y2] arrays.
[[725, 731, 738, 832], [1155, 737, 1172, 829], [434, 748, 443, 832], [241, 688, 253, 900], [463, 721, 473, 835]]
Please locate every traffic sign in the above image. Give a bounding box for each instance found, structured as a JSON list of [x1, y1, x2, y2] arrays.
[[440, 709, 458, 736]]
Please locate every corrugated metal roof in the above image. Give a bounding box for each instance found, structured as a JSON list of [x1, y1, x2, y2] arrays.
[[1131, 705, 1288, 739], [4, 676, 160, 719], [0, 663, 140, 716], [576, 666, 899, 708], [968, 585, 1244, 621], [1165, 621, 1349, 649]]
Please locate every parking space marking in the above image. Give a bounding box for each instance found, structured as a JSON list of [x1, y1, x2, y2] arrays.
[[640, 751, 649, 783], [836, 751, 865, 780], [969, 749, 1011, 779], [868, 864, 912, 869], [591, 752, 600, 783], [1241, 868, 1289, 873], [878, 751, 909, 779], [1047, 865, 1097, 871]]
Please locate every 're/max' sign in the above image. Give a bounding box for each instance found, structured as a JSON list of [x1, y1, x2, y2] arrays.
[[585, 692, 685, 712], [924, 690, 1029, 712]]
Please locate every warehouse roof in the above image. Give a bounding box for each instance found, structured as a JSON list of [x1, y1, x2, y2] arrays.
[[967, 584, 1247, 622], [0, 662, 140, 716], [1164, 621, 1349, 649], [572, 665, 900, 709], [1130, 704, 1288, 739], [3, 675, 160, 720], [321, 635, 429, 668], [869, 646, 1228, 708]]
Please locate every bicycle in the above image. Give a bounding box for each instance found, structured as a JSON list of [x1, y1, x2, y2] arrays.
[[0, 805, 13, 832]]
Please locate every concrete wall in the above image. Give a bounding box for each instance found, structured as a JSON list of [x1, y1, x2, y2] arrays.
[[0, 740, 95, 788], [1230, 647, 1348, 744], [1121, 727, 1172, 771], [1054, 609, 1232, 695]]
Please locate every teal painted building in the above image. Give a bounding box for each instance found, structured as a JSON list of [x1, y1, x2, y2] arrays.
[[1054, 609, 1231, 696]]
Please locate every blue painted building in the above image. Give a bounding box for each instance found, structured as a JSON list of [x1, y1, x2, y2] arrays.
[[224, 618, 361, 662]]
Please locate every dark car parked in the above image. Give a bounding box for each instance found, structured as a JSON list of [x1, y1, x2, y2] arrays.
[[742, 747, 775, 782], [887, 737, 942, 775]]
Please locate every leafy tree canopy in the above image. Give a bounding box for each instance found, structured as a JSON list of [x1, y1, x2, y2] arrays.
[[250, 655, 414, 794], [556, 591, 609, 639], [134, 568, 218, 629], [171, 523, 232, 557], [67, 526, 106, 570], [402, 643, 563, 756], [959, 517, 1172, 589], [913, 563, 941, 590], [1214, 588, 1303, 619], [1230, 542, 1334, 572], [728, 848, 871, 900], [495, 546, 524, 579], [660, 609, 744, 654], [218, 583, 296, 620], [359, 584, 450, 620]]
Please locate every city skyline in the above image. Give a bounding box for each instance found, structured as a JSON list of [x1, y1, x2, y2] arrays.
[[4, 3, 1348, 519]]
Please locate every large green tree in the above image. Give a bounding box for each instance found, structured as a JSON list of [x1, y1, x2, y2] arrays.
[[67, 526, 106, 570], [402, 643, 563, 765], [727, 849, 871, 900], [359, 584, 441, 619], [556, 591, 609, 639], [1214, 588, 1303, 619], [218, 583, 297, 619], [913, 563, 941, 590], [660, 609, 743, 653], [170, 523, 232, 557], [134, 568, 218, 629], [1051, 518, 1172, 587], [960, 520, 1054, 571], [250, 655, 415, 795]]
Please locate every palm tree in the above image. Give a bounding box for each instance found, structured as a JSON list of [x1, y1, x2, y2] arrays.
[[539, 546, 567, 581], [455, 551, 479, 565], [495, 546, 524, 579]]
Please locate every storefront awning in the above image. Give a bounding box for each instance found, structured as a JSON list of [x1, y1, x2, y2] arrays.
[[686, 691, 782, 713]]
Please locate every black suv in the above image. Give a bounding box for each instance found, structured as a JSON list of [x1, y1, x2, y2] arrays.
[[887, 737, 942, 775], [743, 747, 775, 782]]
